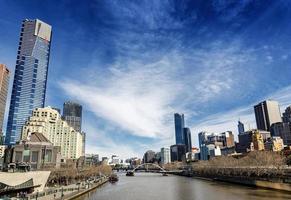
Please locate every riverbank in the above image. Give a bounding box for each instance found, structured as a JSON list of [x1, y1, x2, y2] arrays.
[[64, 178, 108, 200], [174, 170, 291, 192]]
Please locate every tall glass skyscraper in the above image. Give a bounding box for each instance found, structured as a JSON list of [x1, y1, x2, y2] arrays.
[[174, 113, 185, 144], [5, 19, 52, 144]]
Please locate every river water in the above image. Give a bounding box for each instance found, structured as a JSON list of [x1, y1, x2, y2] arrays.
[[76, 173, 291, 200]]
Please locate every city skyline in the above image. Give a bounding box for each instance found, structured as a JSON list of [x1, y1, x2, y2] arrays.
[[1, 1, 291, 158]]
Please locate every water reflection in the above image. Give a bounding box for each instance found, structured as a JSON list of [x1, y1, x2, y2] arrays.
[[76, 173, 291, 200]]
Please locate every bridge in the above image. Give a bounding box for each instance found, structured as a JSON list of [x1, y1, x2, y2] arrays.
[[125, 163, 182, 176]]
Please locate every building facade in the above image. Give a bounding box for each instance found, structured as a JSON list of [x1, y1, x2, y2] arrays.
[[254, 100, 282, 131], [143, 150, 155, 163], [6, 19, 52, 144], [21, 107, 84, 159], [238, 120, 245, 134], [63, 101, 82, 132], [170, 144, 186, 162], [3, 132, 61, 170], [0, 64, 9, 135], [271, 122, 291, 146], [160, 147, 170, 164], [174, 113, 185, 144], [265, 137, 284, 152], [282, 106, 291, 123], [183, 128, 192, 153]]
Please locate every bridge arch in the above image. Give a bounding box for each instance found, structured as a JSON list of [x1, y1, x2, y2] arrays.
[[132, 163, 166, 172]]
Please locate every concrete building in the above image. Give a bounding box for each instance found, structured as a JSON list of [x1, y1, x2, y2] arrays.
[[270, 106, 291, 146], [254, 100, 282, 131], [143, 150, 155, 163], [21, 107, 84, 159], [200, 144, 221, 160], [282, 106, 291, 123], [63, 101, 82, 132], [271, 122, 291, 146], [252, 130, 265, 151], [6, 19, 52, 145], [0, 145, 5, 158], [198, 131, 235, 149], [160, 147, 170, 164], [0, 64, 9, 135], [170, 144, 186, 162], [236, 129, 270, 153], [4, 132, 61, 170], [265, 137, 284, 152], [85, 154, 99, 166]]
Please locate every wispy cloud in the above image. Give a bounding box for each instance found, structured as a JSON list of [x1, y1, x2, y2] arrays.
[[191, 85, 291, 146]]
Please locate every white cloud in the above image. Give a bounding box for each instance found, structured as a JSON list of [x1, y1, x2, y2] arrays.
[[191, 85, 291, 146]]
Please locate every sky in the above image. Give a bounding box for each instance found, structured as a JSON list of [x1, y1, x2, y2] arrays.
[[0, 0, 291, 159]]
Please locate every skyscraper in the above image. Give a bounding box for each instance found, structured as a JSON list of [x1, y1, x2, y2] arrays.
[[238, 120, 245, 134], [254, 100, 282, 131], [0, 64, 10, 135], [282, 106, 291, 123], [174, 113, 185, 144], [160, 147, 170, 164], [183, 127, 192, 152], [5, 19, 52, 144], [63, 101, 82, 132]]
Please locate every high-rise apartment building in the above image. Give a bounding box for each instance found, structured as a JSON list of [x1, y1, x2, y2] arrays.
[[0, 64, 10, 134], [174, 113, 185, 144], [160, 147, 170, 164], [5, 19, 52, 144], [63, 101, 82, 132], [21, 107, 84, 159], [254, 100, 282, 131]]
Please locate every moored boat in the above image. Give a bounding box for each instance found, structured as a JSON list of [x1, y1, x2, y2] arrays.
[[109, 174, 119, 183]]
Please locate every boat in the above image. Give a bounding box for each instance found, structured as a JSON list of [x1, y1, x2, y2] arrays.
[[109, 174, 119, 183], [126, 171, 134, 176]]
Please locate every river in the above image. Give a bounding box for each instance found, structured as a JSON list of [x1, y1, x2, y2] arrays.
[[75, 173, 291, 200]]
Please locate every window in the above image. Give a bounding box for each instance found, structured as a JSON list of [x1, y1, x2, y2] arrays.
[[31, 151, 39, 162], [15, 151, 22, 162]]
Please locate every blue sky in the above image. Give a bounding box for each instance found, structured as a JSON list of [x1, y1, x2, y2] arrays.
[[1, 0, 291, 158]]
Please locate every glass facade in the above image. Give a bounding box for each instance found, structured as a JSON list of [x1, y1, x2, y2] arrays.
[[5, 19, 52, 144], [183, 127, 192, 152], [174, 113, 185, 144], [63, 101, 82, 132]]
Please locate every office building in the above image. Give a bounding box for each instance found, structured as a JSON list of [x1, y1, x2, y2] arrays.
[[5, 19, 52, 144], [264, 137, 284, 152], [0, 64, 9, 135], [174, 113, 185, 144], [63, 101, 82, 132], [160, 147, 170, 164], [282, 106, 291, 123], [170, 144, 186, 162], [236, 129, 270, 153], [238, 120, 245, 134], [183, 127, 192, 152], [271, 122, 291, 146], [85, 154, 99, 166], [254, 100, 282, 131], [143, 150, 155, 163], [21, 107, 84, 159]]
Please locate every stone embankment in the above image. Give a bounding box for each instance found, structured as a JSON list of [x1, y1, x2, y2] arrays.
[[176, 167, 291, 192]]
